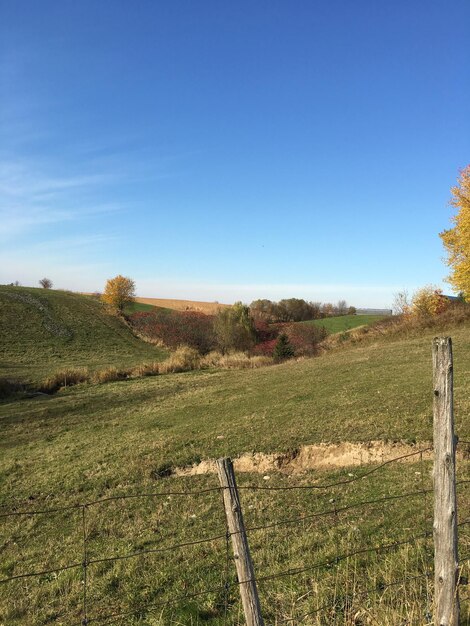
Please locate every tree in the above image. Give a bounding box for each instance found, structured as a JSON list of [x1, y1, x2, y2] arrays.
[[39, 278, 53, 289], [214, 302, 256, 353], [392, 290, 410, 315], [102, 275, 136, 312], [440, 165, 470, 301], [273, 333, 295, 360]]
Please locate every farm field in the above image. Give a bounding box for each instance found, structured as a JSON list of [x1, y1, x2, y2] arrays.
[[302, 314, 387, 334], [0, 286, 167, 384], [134, 297, 230, 314], [1, 318, 470, 624]]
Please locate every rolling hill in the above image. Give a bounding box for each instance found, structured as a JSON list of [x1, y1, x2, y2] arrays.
[[0, 286, 167, 384]]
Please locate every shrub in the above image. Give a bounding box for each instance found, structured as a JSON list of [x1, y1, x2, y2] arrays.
[[252, 338, 278, 356], [129, 310, 216, 353]]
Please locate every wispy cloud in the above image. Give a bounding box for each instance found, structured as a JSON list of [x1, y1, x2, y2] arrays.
[[0, 158, 124, 238]]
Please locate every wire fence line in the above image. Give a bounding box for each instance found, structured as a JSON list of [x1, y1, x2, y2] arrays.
[[1, 442, 465, 625]]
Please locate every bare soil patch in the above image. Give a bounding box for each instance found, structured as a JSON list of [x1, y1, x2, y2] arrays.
[[174, 440, 435, 476]]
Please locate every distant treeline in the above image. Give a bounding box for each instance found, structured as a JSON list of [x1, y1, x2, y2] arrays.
[[249, 298, 356, 323]]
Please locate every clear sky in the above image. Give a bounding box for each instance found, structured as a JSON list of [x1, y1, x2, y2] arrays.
[[1, 1, 469, 307]]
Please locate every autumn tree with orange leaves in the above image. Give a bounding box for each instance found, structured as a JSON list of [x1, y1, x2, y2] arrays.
[[440, 165, 470, 301], [102, 275, 136, 312]]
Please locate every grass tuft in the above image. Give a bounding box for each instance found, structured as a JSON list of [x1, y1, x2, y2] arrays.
[[39, 367, 90, 393]]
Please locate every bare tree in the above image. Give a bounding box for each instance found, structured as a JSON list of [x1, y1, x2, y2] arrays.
[[336, 300, 348, 315], [39, 278, 53, 289], [392, 290, 410, 315]]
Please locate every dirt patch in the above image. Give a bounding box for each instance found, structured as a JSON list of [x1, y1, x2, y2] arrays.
[[174, 441, 434, 477]]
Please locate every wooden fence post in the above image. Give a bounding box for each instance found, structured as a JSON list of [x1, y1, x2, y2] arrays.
[[433, 336, 460, 626], [217, 457, 265, 626]]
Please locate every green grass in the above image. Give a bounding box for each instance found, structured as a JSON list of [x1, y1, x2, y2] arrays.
[[0, 286, 167, 384], [302, 314, 387, 334], [123, 301, 157, 314], [1, 321, 470, 623]]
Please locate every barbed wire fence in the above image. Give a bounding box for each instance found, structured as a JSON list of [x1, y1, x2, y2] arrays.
[[0, 336, 468, 625]]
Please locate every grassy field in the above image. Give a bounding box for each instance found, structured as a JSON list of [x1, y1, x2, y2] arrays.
[[123, 301, 157, 314], [0, 286, 167, 384], [302, 314, 387, 334], [1, 317, 470, 624]]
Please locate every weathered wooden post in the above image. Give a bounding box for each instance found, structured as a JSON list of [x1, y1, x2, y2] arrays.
[[217, 457, 265, 626], [433, 337, 460, 626]]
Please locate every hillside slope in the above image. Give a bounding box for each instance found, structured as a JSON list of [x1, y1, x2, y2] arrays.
[[0, 286, 167, 383]]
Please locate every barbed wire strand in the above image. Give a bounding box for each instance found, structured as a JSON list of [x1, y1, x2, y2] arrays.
[[0, 487, 224, 518], [82, 530, 435, 625], [244, 487, 433, 534], [0, 561, 82, 584], [239, 531, 432, 587], [0, 532, 226, 585], [0, 445, 435, 518], [5, 487, 464, 587], [0, 489, 436, 586]]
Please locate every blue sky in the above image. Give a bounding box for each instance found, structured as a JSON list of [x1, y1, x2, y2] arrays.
[[1, 1, 469, 307]]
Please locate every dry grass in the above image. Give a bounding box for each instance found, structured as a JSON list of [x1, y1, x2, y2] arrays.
[[39, 367, 90, 393], [134, 296, 231, 314], [158, 346, 202, 373], [129, 362, 161, 377], [201, 351, 274, 369], [36, 348, 274, 393], [91, 366, 129, 384]]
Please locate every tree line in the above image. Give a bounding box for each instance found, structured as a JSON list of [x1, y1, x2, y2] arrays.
[[249, 298, 356, 322]]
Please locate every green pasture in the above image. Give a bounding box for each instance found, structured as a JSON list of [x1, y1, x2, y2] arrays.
[[302, 314, 387, 334]]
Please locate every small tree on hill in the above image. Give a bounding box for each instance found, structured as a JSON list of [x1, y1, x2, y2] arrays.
[[102, 275, 136, 312], [273, 333, 295, 361], [39, 278, 53, 289]]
